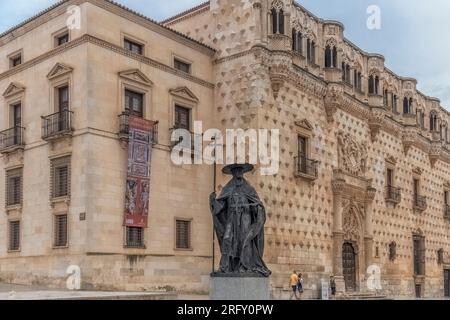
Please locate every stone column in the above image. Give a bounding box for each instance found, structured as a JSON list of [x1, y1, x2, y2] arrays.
[[332, 178, 346, 293], [261, 1, 268, 45], [364, 187, 376, 272], [253, 2, 262, 45]]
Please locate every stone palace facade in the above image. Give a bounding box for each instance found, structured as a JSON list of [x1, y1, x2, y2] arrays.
[[0, 0, 450, 299]]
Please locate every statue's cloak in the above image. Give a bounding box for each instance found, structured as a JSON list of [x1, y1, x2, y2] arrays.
[[211, 178, 271, 277]]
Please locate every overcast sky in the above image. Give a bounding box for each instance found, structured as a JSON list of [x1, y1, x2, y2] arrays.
[[1, 0, 449, 108]]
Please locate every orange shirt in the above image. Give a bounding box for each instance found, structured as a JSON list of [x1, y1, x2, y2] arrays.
[[290, 273, 298, 286]]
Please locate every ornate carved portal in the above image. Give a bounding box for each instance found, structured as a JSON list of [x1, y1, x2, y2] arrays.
[[332, 131, 375, 294]]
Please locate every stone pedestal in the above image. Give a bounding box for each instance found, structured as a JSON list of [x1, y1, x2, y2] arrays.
[[210, 274, 271, 300]]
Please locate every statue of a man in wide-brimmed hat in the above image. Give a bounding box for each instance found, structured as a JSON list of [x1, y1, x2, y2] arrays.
[[209, 163, 271, 277]]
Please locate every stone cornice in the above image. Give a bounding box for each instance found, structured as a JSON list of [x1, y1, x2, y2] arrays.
[[214, 44, 450, 166], [161, 1, 210, 26], [0, 34, 214, 89], [0, 0, 215, 56]]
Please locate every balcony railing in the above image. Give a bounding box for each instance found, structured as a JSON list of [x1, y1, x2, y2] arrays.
[[294, 156, 319, 180], [118, 113, 158, 145], [444, 205, 450, 219], [42, 110, 73, 140], [385, 186, 401, 204], [0, 126, 25, 153], [414, 194, 427, 212]]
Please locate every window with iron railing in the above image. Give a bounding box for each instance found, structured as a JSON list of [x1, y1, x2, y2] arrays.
[[54, 214, 68, 248], [8, 220, 20, 251], [176, 219, 192, 250], [51, 156, 71, 199], [42, 109, 73, 139], [6, 168, 22, 206], [126, 226, 144, 248]]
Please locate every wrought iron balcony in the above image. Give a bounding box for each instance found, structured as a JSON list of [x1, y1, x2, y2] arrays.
[[414, 195, 427, 212], [0, 126, 25, 153], [385, 186, 401, 204], [118, 113, 158, 145], [42, 110, 73, 140], [444, 205, 450, 220], [294, 156, 319, 180]]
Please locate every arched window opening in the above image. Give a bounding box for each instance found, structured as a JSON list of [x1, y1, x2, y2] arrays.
[[384, 89, 389, 106], [403, 97, 411, 114], [306, 39, 315, 63], [430, 112, 438, 132], [271, 8, 284, 34], [325, 45, 336, 68], [392, 94, 398, 113], [292, 29, 303, 54], [368, 75, 379, 95]]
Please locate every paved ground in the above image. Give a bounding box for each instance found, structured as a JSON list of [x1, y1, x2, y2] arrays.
[[0, 283, 179, 300]]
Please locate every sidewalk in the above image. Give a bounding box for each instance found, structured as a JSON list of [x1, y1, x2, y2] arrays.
[[0, 283, 177, 300]]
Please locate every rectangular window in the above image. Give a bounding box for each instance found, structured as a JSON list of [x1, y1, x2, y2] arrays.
[[56, 32, 69, 46], [11, 103, 21, 127], [124, 38, 143, 55], [9, 54, 22, 68], [125, 89, 144, 117], [413, 179, 420, 198], [445, 191, 449, 206], [174, 105, 191, 130], [54, 214, 68, 247], [8, 221, 20, 251], [51, 156, 71, 198], [174, 59, 191, 74], [298, 136, 307, 157], [387, 168, 394, 186], [176, 220, 191, 249], [58, 85, 69, 111], [6, 168, 22, 206], [413, 236, 425, 276], [126, 226, 144, 248]]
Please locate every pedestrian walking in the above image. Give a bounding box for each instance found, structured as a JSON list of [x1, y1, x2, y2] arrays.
[[330, 275, 336, 299], [289, 271, 299, 300], [297, 272, 304, 299]]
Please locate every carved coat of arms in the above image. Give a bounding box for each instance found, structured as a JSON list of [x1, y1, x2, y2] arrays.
[[337, 131, 368, 177]]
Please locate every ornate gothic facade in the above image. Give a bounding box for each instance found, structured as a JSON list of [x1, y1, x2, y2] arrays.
[[0, 0, 449, 299]]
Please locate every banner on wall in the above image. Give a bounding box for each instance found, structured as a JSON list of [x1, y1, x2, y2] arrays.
[[123, 116, 155, 228]]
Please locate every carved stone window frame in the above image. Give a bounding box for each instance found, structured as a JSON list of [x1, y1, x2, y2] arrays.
[[8, 49, 23, 69], [174, 217, 193, 251], [7, 219, 21, 253], [118, 69, 153, 120], [172, 53, 193, 75], [385, 156, 397, 186], [169, 87, 199, 132], [47, 63, 74, 114], [3, 83, 25, 129], [52, 211, 69, 249], [294, 119, 313, 159], [121, 32, 147, 56], [52, 27, 70, 48]]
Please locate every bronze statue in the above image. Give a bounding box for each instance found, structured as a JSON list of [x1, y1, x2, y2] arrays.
[[209, 164, 271, 277]]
